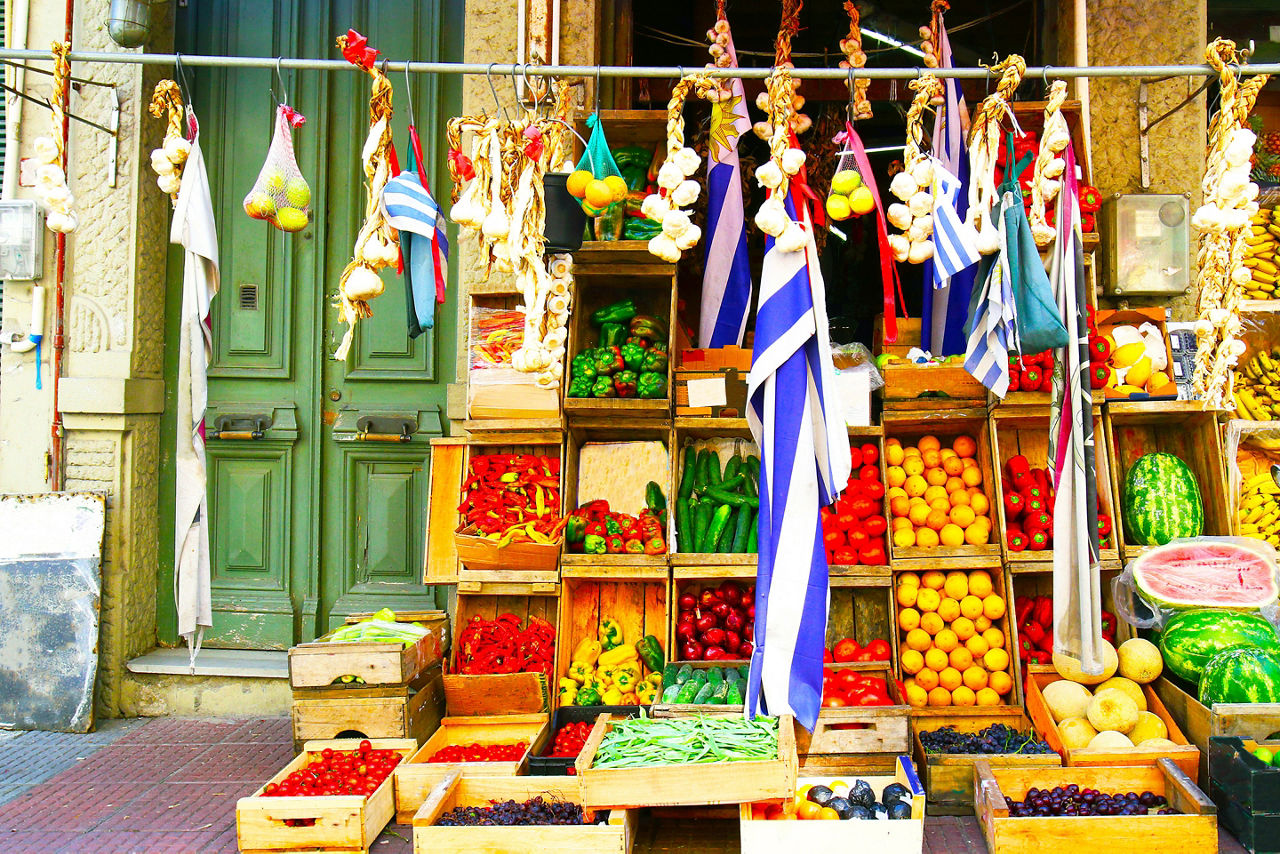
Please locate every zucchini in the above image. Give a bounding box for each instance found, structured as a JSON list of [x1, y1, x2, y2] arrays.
[[731, 507, 753, 553], [703, 505, 733, 553], [704, 487, 759, 508], [716, 473, 746, 493], [676, 497, 693, 553], [690, 669, 708, 684], [747, 523, 758, 553], [745, 454, 760, 473], [678, 445, 697, 499], [716, 508, 737, 552], [676, 663, 694, 684], [693, 501, 715, 552], [692, 681, 716, 704]]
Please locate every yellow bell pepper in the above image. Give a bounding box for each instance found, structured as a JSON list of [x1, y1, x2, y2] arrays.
[[621, 692, 639, 704], [598, 618, 624, 650], [635, 682, 659, 704], [567, 661, 594, 684], [572, 637, 602, 665], [597, 643, 638, 667], [614, 661, 642, 684], [602, 687, 624, 705], [645, 672, 663, 687], [597, 664, 617, 687], [559, 684, 577, 706], [614, 669, 639, 692]]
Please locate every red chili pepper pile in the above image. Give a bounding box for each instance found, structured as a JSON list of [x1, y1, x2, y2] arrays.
[[1015, 594, 1116, 668], [545, 721, 594, 758], [457, 614, 555, 679], [427, 742, 528, 763], [457, 453, 566, 546]]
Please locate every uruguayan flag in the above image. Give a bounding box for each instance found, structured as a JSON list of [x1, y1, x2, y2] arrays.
[[931, 157, 981, 286], [382, 172, 449, 335]]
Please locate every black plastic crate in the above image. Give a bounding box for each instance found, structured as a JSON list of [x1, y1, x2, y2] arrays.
[[527, 705, 642, 775]]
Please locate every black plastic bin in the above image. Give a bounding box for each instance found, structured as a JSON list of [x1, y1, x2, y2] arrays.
[[543, 172, 588, 253], [527, 705, 642, 775]]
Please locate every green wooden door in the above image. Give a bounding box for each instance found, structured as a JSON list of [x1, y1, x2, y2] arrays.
[[161, 0, 461, 648]]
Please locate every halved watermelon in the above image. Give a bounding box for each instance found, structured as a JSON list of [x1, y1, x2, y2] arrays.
[[1132, 539, 1280, 609]]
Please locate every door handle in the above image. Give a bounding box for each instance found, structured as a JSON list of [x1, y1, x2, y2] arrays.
[[208, 414, 271, 440], [354, 415, 416, 443]]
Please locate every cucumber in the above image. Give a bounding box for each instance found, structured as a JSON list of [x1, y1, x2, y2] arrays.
[[731, 507, 753, 553], [745, 454, 760, 473], [737, 665, 750, 680], [703, 505, 733, 553], [704, 487, 758, 508], [661, 683, 681, 703], [716, 508, 737, 552], [747, 524, 758, 553], [693, 449, 711, 493], [693, 501, 715, 551], [706, 666, 724, 685], [742, 471, 758, 499], [705, 451, 722, 487], [690, 669, 708, 684], [724, 668, 741, 684], [674, 680, 699, 704], [678, 445, 697, 499], [711, 680, 732, 704], [725, 680, 744, 706], [692, 682, 716, 704], [676, 497, 693, 553], [662, 663, 680, 686], [725, 453, 743, 482], [676, 663, 694, 684]]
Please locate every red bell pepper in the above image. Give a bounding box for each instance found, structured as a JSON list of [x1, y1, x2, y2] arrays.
[[643, 536, 666, 555], [1007, 530, 1028, 551], [1038, 625, 1054, 653], [1090, 362, 1111, 389], [623, 538, 644, 554], [1025, 496, 1046, 515], [1022, 366, 1042, 389], [1031, 468, 1048, 492], [1028, 529, 1049, 551], [1089, 336, 1112, 362], [1021, 622, 1046, 646], [1081, 212, 1096, 233], [1018, 636, 1038, 661], [1008, 369, 1021, 392], [1034, 596, 1053, 628], [1005, 455, 1031, 483], [1100, 609, 1116, 636], [604, 534, 625, 554], [1078, 184, 1102, 213], [1015, 596, 1035, 627], [1023, 511, 1052, 533], [1004, 491, 1025, 519], [1097, 513, 1113, 537]]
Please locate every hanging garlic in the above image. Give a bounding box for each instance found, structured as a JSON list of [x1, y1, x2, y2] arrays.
[[780, 148, 806, 176], [754, 197, 789, 237], [777, 222, 807, 253], [675, 223, 702, 251], [673, 147, 701, 176], [641, 193, 670, 222], [907, 240, 934, 264], [662, 208, 691, 238], [889, 171, 917, 202], [755, 160, 785, 190], [671, 180, 700, 208], [656, 161, 684, 190], [342, 266, 385, 301], [907, 191, 932, 218], [648, 233, 681, 263], [887, 233, 910, 262], [910, 159, 934, 189], [886, 203, 912, 231]]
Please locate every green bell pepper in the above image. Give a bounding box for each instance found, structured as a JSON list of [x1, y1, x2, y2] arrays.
[[583, 534, 607, 555], [645, 481, 666, 512], [613, 370, 638, 398], [620, 342, 646, 371], [565, 515, 587, 545], [640, 348, 668, 373], [567, 376, 594, 398], [575, 685, 602, 706], [590, 299, 637, 326], [637, 371, 667, 399], [598, 618, 624, 650], [600, 322, 627, 349], [629, 314, 668, 342], [590, 375, 617, 398], [593, 346, 624, 376], [636, 634, 664, 674], [570, 352, 597, 382]]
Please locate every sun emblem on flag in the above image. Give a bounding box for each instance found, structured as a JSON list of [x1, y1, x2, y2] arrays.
[[709, 93, 743, 161]]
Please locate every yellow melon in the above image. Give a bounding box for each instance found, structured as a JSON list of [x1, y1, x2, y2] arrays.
[[1095, 676, 1147, 712], [1117, 638, 1163, 684], [1059, 717, 1099, 749], [1087, 689, 1140, 735], [1087, 730, 1135, 750], [1053, 641, 1117, 685], [1111, 342, 1147, 368], [1042, 680, 1093, 723], [1129, 711, 1169, 745]]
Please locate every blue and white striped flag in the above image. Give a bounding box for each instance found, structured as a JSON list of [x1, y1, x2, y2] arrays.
[[382, 171, 449, 334], [698, 11, 753, 348], [964, 193, 1018, 397], [745, 193, 852, 731], [931, 157, 981, 285]]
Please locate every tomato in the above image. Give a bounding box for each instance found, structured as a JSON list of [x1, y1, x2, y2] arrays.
[[835, 669, 861, 690], [852, 647, 880, 662], [823, 695, 848, 708], [823, 529, 845, 550], [863, 515, 887, 537], [831, 546, 858, 565], [857, 690, 889, 706], [358, 739, 372, 752], [849, 447, 864, 469], [835, 509, 859, 530], [858, 465, 880, 482], [858, 544, 886, 565], [822, 648, 834, 663], [832, 637, 860, 662], [863, 481, 885, 501], [849, 498, 877, 519], [847, 529, 869, 550], [865, 638, 892, 660], [860, 443, 879, 465]]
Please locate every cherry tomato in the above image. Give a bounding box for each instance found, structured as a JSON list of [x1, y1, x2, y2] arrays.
[[848, 447, 864, 469], [823, 695, 848, 708], [863, 481, 885, 501]]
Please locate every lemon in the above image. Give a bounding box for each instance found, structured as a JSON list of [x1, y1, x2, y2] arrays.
[[244, 192, 276, 219], [285, 177, 311, 208], [831, 169, 862, 195], [565, 169, 594, 199], [603, 174, 629, 202], [275, 207, 309, 233], [825, 194, 853, 221], [848, 186, 875, 216], [264, 171, 287, 194]]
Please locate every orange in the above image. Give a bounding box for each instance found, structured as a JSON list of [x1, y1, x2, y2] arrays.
[[925, 467, 948, 487], [959, 595, 984, 620], [927, 686, 953, 707], [905, 628, 932, 652], [896, 585, 919, 608], [904, 446, 922, 458], [893, 528, 916, 549], [950, 505, 977, 528], [961, 467, 983, 488], [886, 466, 906, 488], [984, 648, 1011, 672], [904, 475, 928, 498], [915, 587, 941, 613], [952, 685, 977, 706], [983, 594, 1007, 620], [908, 503, 931, 527], [964, 524, 991, 546], [915, 667, 940, 691], [938, 666, 963, 691], [936, 597, 961, 622], [976, 687, 1001, 706], [943, 456, 965, 476], [989, 670, 1013, 696], [818, 807, 841, 821], [943, 571, 969, 599], [934, 628, 959, 653], [949, 647, 974, 671], [982, 627, 1005, 648], [963, 665, 989, 691], [953, 435, 977, 457], [922, 449, 941, 469], [584, 179, 616, 208], [903, 456, 925, 477], [938, 523, 964, 547], [975, 616, 994, 632], [930, 498, 953, 515], [962, 457, 978, 470], [603, 174, 629, 200], [964, 634, 991, 658], [952, 616, 976, 640], [919, 612, 945, 635], [885, 443, 905, 466], [887, 486, 908, 501], [897, 606, 921, 632], [970, 492, 990, 517], [924, 484, 949, 505], [940, 447, 958, 459], [924, 648, 949, 672], [565, 169, 594, 198], [796, 800, 821, 820], [892, 517, 914, 531], [918, 435, 942, 453], [945, 476, 966, 494], [921, 571, 946, 590], [905, 683, 929, 708], [926, 509, 949, 531], [915, 528, 940, 548], [898, 571, 922, 588], [949, 488, 972, 507], [967, 569, 994, 597], [900, 649, 925, 674], [890, 495, 911, 518]]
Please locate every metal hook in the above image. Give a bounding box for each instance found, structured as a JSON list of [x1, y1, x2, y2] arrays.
[[273, 57, 288, 105], [594, 64, 602, 115], [846, 64, 856, 123], [524, 63, 545, 114], [487, 62, 508, 121], [403, 60, 416, 128], [1042, 64, 1053, 92], [173, 52, 193, 119]]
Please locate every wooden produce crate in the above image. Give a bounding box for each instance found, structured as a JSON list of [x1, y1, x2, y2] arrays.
[[288, 614, 450, 691], [291, 666, 445, 751], [795, 665, 911, 774], [913, 708, 1061, 815], [412, 771, 637, 854], [826, 579, 895, 653], [575, 713, 798, 809], [874, 316, 986, 411], [669, 576, 754, 670], [563, 244, 677, 420], [675, 347, 752, 417], [529, 704, 645, 775], [445, 592, 556, 716], [555, 573, 668, 704], [829, 426, 892, 578], [1154, 675, 1280, 785], [881, 413, 1002, 567], [235, 737, 418, 854], [973, 757, 1218, 854], [739, 755, 926, 852], [393, 714, 549, 823], [561, 423, 672, 568], [989, 406, 1121, 565], [1208, 735, 1280, 853], [465, 293, 562, 421], [670, 419, 760, 562], [1094, 308, 1177, 403], [1023, 665, 1200, 781], [649, 661, 751, 717], [1104, 404, 1231, 562]]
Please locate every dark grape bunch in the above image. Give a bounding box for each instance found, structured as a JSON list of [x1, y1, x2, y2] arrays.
[[920, 723, 1056, 755], [1006, 786, 1178, 817], [435, 796, 603, 827]]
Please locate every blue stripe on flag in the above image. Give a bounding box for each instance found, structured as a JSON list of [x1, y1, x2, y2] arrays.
[[703, 161, 753, 348]]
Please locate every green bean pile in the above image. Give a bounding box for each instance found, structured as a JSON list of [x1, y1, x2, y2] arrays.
[[591, 715, 778, 769]]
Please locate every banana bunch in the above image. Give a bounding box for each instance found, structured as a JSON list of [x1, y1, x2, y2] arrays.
[[1239, 471, 1280, 546], [1234, 349, 1280, 420], [1241, 207, 1280, 300]]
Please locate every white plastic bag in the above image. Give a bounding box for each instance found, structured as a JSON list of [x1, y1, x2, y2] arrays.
[[243, 104, 311, 232]]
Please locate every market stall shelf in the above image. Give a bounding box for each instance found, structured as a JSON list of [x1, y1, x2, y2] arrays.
[[393, 714, 549, 823], [795, 665, 911, 775], [291, 668, 444, 751], [466, 292, 563, 421], [446, 592, 557, 716], [1155, 675, 1280, 784], [874, 317, 987, 412], [236, 737, 418, 854], [1209, 735, 1280, 853], [670, 419, 761, 562], [424, 439, 466, 584], [287, 613, 449, 690], [973, 758, 1218, 854], [411, 771, 638, 854]]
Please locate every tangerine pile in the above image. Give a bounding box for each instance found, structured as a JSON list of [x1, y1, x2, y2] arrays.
[[896, 569, 1012, 708], [884, 434, 991, 549]]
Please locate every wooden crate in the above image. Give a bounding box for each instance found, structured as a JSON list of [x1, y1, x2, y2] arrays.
[[425, 438, 466, 584], [411, 771, 637, 854], [465, 293, 563, 420], [291, 667, 445, 751], [446, 592, 556, 716], [795, 665, 911, 774], [288, 615, 450, 690], [561, 423, 672, 568], [675, 347, 752, 417], [1023, 666, 1200, 781], [1154, 675, 1280, 785], [529, 704, 645, 775], [973, 757, 1218, 854], [393, 714, 550, 823], [556, 573, 669, 703], [1208, 736, 1280, 853], [670, 419, 759, 560], [563, 245, 677, 420], [235, 737, 417, 854], [575, 713, 798, 809], [669, 576, 754, 669], [881, 413, 1002, 567], [739, 755, 925, 851], [1094, 308, 1176, 403], [912, 708, 1062, 815], [874, 316, 986, 410], [1104, 403, 1231, 562], [650, 661, 751, 717], [989, 406, 1121, 564]]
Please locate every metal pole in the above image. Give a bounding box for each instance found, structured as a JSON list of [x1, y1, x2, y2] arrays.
[[0, 47, 1274, 80]]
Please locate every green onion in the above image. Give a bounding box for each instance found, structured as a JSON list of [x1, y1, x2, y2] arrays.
[[591, 715, 779, 769]]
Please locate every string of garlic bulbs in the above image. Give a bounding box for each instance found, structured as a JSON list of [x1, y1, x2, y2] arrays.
[[886, 74, 943, 264], [1027, 81, 1071, 248], [35, 42, 76, 234], [642, 74, 716, 263], [838, 1, 872, 121], [148, 80, 191, 205], [752, 0, 810, 140], [965, 54, 1026, 256], [752, 66, 810, 254]]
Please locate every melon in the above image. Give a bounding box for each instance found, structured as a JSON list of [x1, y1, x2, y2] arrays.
[[1199, 645, 1280, 706], [1129, 711, 1169, 744], [1159, 610, 1280, 683], [1087, 730, 1134, 750], [1095, 676, 1147, 711], [1042, 680, 1093, 722], [1053, 640, 1118, 685], [1140, 737, 1178, 750], [1117, 638, 1163, 683], [1133, 540, 1280, 610], [1121, 453, 1204, 545], [1059, 717, 1098, 749], [1087, 689, 1140, 734]]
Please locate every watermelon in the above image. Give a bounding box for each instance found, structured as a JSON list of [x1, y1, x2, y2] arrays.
[[1159, 609, 1280, 684], [1198, 645, 1280, 705], [1133, 539, 1279, 610], [1122, 453, 1204, 545]]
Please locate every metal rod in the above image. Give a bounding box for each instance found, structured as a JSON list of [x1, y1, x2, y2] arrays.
[[0, 47, 1274, 80], [0, 82, 116, 135], [0, 58, 117, 88]]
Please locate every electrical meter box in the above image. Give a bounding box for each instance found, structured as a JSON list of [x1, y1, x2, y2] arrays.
[[1100, 193, 1190, 296], [0, 201, 43, 280]]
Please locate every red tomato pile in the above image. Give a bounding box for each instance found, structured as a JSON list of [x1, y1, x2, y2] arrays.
[[427, 742, 527, 763], [820, 443, 887, 566], [823, 637, 891, 664], [821, 668, 897, 709], [546, 721, 593, 759], [262, 740, 400, 820]]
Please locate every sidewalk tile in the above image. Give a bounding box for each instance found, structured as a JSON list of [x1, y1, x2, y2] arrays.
[[112, 718, 241, 746], [55, 827, 238, 854], [0, 781, 150, 831], [0, 785, 32, 806], [52, 744, 206, 784], [168, 740, 293, 783], [223, 717, 293, 744], [98, 782, 254, 832], [0, 831, 83, 852]]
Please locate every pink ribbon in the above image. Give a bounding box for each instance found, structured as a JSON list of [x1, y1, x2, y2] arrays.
[[837, 121, 905, 343]]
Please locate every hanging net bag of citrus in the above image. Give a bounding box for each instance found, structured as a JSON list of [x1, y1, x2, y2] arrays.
[[564, 114, 628, 216], [243, 104, 312, 232]]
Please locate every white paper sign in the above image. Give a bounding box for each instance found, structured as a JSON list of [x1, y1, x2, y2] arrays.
[[686, 377, 728, 409], [835, 371, 872, 427]]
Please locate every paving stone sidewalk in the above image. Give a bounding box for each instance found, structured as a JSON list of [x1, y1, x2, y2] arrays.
[[0, 716, 1249, 853]]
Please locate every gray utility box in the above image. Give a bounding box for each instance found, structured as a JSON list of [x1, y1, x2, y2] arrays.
[[1100, 193, 1190, 296]]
